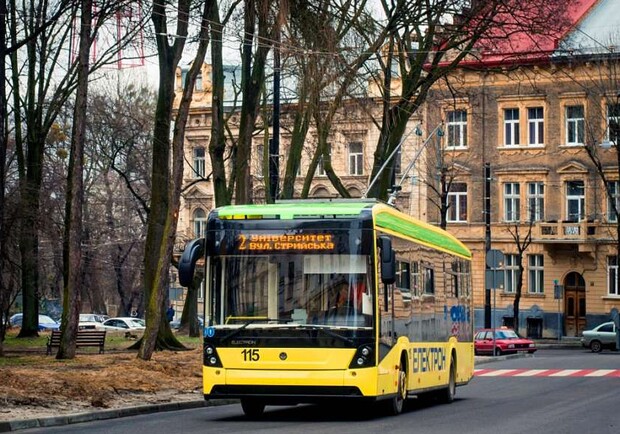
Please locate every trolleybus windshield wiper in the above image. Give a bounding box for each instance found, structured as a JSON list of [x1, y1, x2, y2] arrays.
[[299, 325, 355, 345], [220, 318, 296, 343]]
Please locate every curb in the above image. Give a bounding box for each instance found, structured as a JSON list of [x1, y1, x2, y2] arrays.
[[0, 399, 237, 432]]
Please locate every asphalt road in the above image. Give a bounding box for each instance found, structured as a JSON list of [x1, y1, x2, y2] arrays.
[[20, 348, 620, 434]]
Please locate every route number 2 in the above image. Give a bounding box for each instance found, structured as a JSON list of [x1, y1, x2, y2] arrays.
[[242, 349, 260, 361]]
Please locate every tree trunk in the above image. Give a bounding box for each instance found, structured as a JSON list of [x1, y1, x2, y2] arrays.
[[57, 0, 91, 359], [208, 0, 230, 207]]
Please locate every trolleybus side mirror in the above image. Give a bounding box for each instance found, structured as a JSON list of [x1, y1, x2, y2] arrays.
[[378, 236, 396, 285], [178, 238, 205, 287]]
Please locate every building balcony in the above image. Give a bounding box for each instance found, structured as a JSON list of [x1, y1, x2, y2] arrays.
[[536, 220, 598, 240]]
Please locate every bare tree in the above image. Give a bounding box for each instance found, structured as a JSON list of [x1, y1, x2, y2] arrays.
[[7, 0, 146, 338], [366, 1, 572, 200], [56, 0, 93, 359], [506, 221, 534, 335], [138, 0, 218, 360]]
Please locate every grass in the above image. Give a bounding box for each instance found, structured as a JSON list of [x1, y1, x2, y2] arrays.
[[2, 329, 202, 353]]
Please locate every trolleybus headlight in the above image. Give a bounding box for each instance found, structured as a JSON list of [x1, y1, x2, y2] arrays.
[[349, 344, 374, 369], [203, 344, 222, 367]]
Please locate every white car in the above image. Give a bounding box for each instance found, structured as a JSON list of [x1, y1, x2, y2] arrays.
[[101, 317, 146, 331], [78, 314, 106, 330]]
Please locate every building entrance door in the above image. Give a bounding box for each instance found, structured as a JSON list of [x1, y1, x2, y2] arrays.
[[563, 272, 586, 337]]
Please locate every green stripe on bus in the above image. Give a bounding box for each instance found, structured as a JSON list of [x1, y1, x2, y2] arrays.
[[216, 202, 372, 219], [375, 213, 471, 259]]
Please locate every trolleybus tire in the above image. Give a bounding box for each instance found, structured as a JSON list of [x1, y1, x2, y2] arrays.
[[440, 356, 456, 403], [240, 398, 266, 417], [388, 359, 407, 415]]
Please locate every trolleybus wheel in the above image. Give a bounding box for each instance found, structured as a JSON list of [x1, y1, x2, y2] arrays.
[[440, 356, 456, 403], [240, 398, 265, 418], [389, 360, 407, 415]]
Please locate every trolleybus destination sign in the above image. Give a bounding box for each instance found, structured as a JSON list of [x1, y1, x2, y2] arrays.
[[237, 233, 336, 251]]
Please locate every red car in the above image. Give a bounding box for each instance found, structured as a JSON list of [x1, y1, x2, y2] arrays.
[[474, 328, 537, 356]]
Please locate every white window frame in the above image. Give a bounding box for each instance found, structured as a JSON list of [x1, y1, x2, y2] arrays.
[[608, 256, 619, 296], [504, 108, 520, 146], [566, 180, 585, 222], [528, 254, 544, 294], [348, 142, 364, 176], [528, 107, 544, 146], [504, 182, 521, 222], [447, 183, 468, 222], [447, 110, 468, 149], [504, 254, 519, 294], [316, 143, 331, 176], [607, 181, 619, 222], [527, 182, 544, 222], [566, 105, 585, 146], [193, 147, 206, 178], [193, 208, 207, 238], [607, 103, 620, 143]]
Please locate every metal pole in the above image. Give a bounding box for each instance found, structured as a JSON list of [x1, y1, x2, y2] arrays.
[[558, 295, 561, 342], [484, 163, 492, 328], [269, 28, 280, 203]]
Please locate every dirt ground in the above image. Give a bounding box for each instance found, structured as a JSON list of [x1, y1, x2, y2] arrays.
[[0, 342, 204, 422]]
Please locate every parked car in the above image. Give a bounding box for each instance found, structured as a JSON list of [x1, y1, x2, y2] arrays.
[[474, 328, 537, 356], [581, 321, 618, 352], [170, 316, 204, 330], [101, 317, 146, 331], [9, 313, 60, 331], [78, 314, 106, 330]]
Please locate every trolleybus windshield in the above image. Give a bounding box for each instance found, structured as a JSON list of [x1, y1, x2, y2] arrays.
[[206, 226, 375, 330]]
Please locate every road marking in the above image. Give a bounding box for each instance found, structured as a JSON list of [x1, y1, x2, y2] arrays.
[[549, 369, 582, 377], [476, 369, 516, 376], [475, 369, 620, 377], [513, 369, 549, 377], [584, 369, 615, 377]]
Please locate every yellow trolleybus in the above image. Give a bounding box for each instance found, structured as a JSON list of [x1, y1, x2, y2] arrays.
[[178, 199, 474, 416]]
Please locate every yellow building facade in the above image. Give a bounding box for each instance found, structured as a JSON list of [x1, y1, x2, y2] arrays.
[[426, 60, 619, 337]]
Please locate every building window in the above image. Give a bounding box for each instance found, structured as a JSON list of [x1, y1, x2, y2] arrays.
[[607, 181, 619, 222], [504, 254, 519, 294], [423, 266, 435, 295], [447, 182, 468, 222], [411, 261, 420, 297], [607, 103, 620, 143], [193, 147, 206, 178], [256, 144, 264, 178], [528, 107, 544, 145], [504, 182, 520, 222], [504, 108, 520, 146], [527, 182, 544, 222], [348, 142, 364, 175], [447, 110, 468, 148], [394, 146, 402, 174], [193, 208, 207, 238], [316, 143, 331, 176], [608, 256, 619, 296], [566, 180, 585, 222], [528, 254, 544, 294], [396, 261, 411, 297], [566, 105, 585, 145], [195, 73, 203, 91]]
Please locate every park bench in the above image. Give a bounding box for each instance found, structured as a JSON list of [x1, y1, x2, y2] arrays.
[[46, 329, 107, 355]]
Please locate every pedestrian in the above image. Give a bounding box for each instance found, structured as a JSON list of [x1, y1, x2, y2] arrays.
[[166, 304, 174, 322]]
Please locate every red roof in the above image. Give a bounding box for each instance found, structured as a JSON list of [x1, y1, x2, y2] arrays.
[[460, 0, 598, 68]]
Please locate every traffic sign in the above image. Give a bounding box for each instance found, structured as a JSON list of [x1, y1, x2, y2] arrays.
[[486, 249, 504, 269]]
